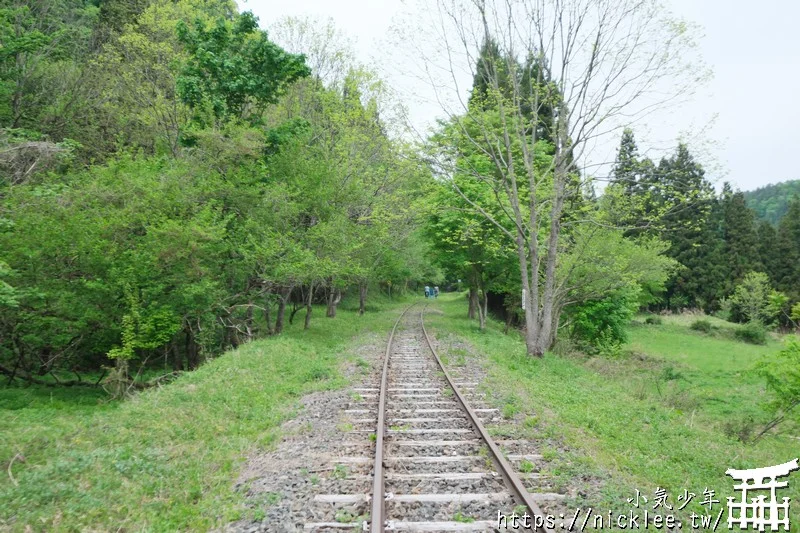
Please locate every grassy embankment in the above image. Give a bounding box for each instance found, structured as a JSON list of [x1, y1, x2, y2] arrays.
[[425, 293, 798, 526], [0, 294, 411, 532]]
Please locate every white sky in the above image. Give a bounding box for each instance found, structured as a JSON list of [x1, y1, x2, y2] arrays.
[[237, 0, 799, 192]]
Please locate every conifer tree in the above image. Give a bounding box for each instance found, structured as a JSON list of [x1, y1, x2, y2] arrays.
[[773, 198, 800, 301], [757, 219, 779, 283], [657, 144, 714, 309], [612, 128, 641, 195], [721, 185, 762, 290]]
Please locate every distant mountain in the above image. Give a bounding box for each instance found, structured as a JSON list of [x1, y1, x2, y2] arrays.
[[743, 180, 800, 224]]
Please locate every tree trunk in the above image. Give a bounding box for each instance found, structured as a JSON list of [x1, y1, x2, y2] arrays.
[[515, 228, 541, 357], [171, 341, 183, 371], [108, 356, 130, 399], [223, 311, 239, 349], [263, 299, 273, 335], [245, 301, 254, 341], [304, 283, 314, 330], [468, 287, 478, 319], [476, 289, 488, 330], [359, 282, 367, 315], [534, 113, 569, 356], [185, 327, 199, 370], [275, 287, 290, 333], [289, 286, 302, 325], [326, 287, 341, 318]]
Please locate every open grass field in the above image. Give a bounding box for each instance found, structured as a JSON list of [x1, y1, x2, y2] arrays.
[[424, 294, 799, 527], [627, 314, 782, 429], [0, 295, 408, 532]]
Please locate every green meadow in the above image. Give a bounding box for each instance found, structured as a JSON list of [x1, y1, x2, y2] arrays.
[[0, 298, 405, 532], [424, 294, 799, 526]]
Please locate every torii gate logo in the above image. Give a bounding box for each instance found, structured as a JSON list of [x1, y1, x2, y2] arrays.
[[726, 458, 799, 531]]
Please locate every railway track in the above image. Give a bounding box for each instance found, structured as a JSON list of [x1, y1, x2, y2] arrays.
[[303, 303, 560, 532]]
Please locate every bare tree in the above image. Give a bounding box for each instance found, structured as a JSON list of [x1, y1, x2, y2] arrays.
[[405, 0, 704, 355], [269, 16, 356, 89]]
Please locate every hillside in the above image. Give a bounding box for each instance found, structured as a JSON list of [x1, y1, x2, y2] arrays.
[[744, 179, 800, 224]]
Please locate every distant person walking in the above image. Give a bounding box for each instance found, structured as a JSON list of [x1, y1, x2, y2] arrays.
[[433, 286, 439, 298], [424, 286, 430, 298]]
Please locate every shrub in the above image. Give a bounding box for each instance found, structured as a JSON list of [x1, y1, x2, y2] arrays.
[[734, 322, 767, 345], [722, 416, 756, 443], [570, 287, 640, 356], [644, 315, 662, 325], [690, 319, 713, 333], [756, 337, 800, 436]]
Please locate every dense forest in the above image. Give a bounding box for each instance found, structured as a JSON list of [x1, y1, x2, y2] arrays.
[[0, 0, 436, 393], [2, 0, 799, 393], [744, 179, 800, 224]]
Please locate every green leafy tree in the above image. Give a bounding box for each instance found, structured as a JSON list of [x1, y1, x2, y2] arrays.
[[728, 271, 784, 325], [176, 11, 310, 126], [755, 337, 800, 439], [0, 0, 97, 129]]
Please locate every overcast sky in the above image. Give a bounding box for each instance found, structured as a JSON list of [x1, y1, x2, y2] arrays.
[[237, 0, 799, 192]]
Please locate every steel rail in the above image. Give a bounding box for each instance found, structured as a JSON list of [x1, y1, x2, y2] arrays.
[[419, 305, 555, 533], [370, 302, 416, 533]]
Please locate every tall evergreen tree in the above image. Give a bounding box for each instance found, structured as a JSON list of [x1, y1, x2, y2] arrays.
[[612, 128, 641, 195], [657, 144, 714, 309], [607, 129, 661, 236], [691, 195, 728, 311], [772, 198, 800, 302], [721, 184, 761, 290], [757, 219, 779, 283], [469, 38, 508, 110]]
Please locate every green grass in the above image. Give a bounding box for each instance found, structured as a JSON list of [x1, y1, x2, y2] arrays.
[[1, 296, 411, 532], [425, 294, 798, 525], [628, 314, 780, 425]]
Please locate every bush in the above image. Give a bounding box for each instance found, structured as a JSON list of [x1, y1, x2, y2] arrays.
[[756, 337, 800, 434], [570, 287, 640, 356], [734, 322, 767, 345], [722, 416, 756, 443], [690, 319, 714, 333], [644, 315, 662, 325]]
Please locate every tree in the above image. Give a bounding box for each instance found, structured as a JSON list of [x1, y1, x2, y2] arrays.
[[176, 11, 310, 126], [612, 129, 643, 196], [755, 337, 800, 440], [0, 4, 431, 388], [757, 219, 778, 284], [417, 0, 703, 355], [656, 145, 715, 309], [269, 15, 355, 89], [424, 174, 518, 329], [721, 186, 761, 288], [728, 271, 784, 326], [0, 0, 97, 130], [772, 198, 800, 302]]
